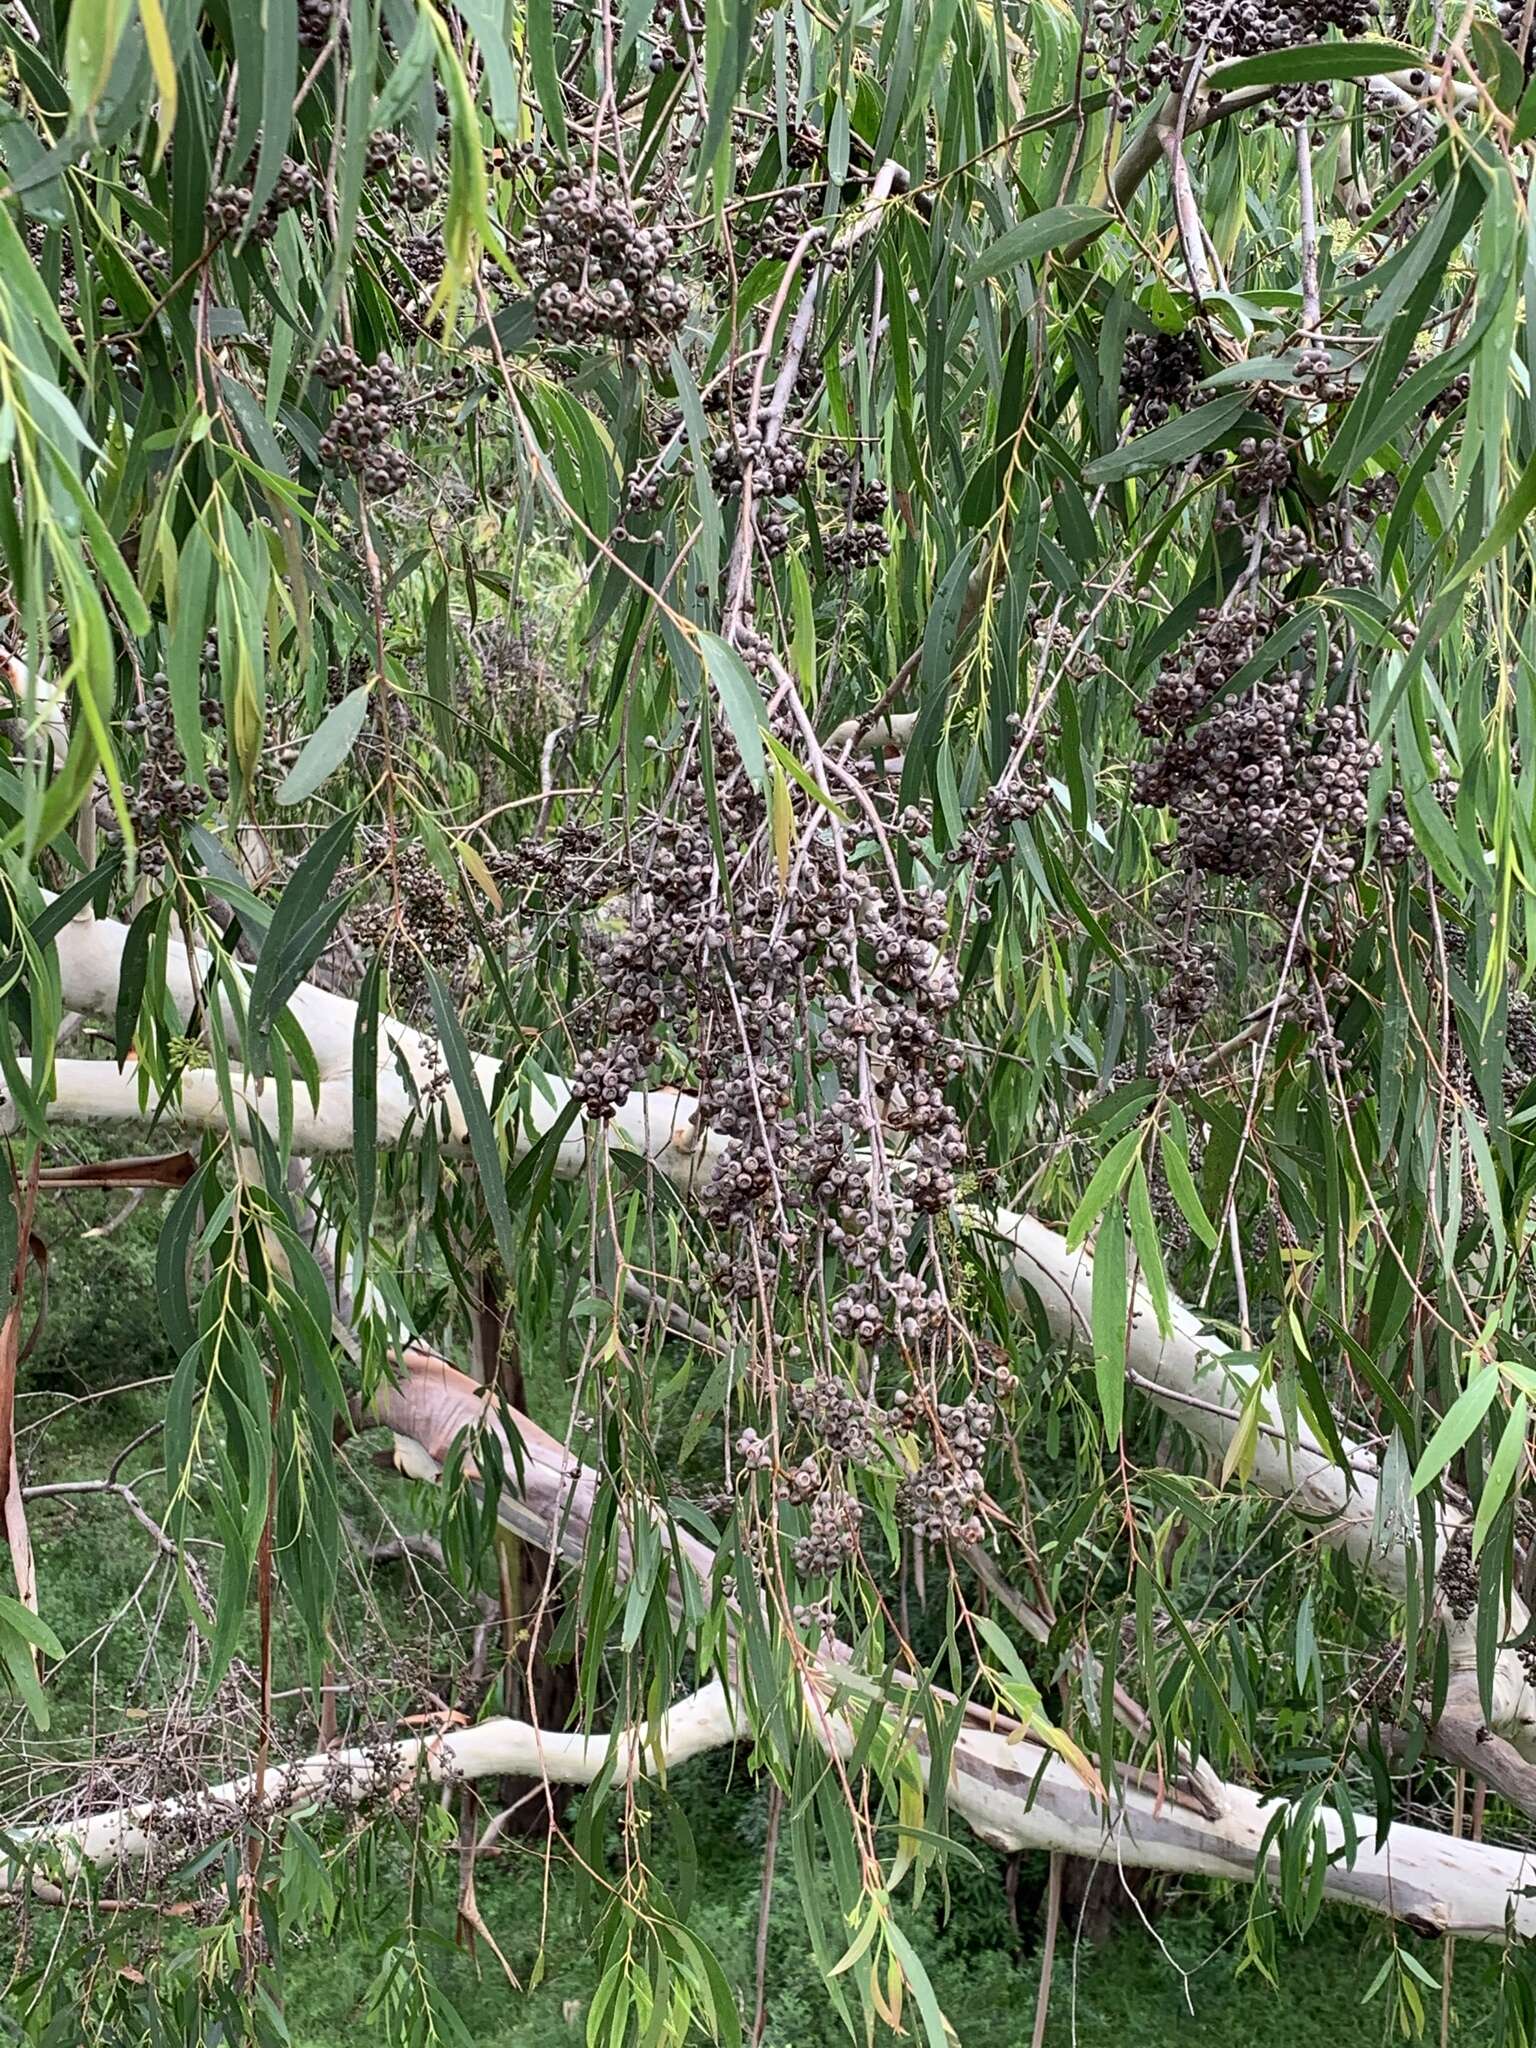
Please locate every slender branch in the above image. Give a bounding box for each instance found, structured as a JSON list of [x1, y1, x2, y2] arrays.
[[1296, 121, 1321, 332]]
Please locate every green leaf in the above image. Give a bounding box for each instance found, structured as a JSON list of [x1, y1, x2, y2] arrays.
[[455, 0, 519, 130], [0, 206, 83, 364], [698, 631, 767, 786], [884, 1920, 954, 2048], [113, 895, 160, 1066], [1066, 1124, 1142, 1248], [1473, 1394, 1527, 1560], [1082, 393, 1249, 485], [247, 0, 298, 225], [1127, 1158, 1172, 1338], [1411, 1363, 1502, 1494], [1204, 38, 1423, 90], [526, 0, 569, 152], [1158, 1119, 1218, 1249], [1091, 1197, 1128, 1443], [245, 808, 357, 1075], [425, 582, 454, 753], [136, 0, 178, 156], [353, 951, 381, 1252], [64, 0, 131, 124], [426, 966, 518, 1278], [276, 687, 372, 805], [964, 205, 1112, 285], [0, 1625, 51, 1728], [0, 1592, 64, 1659]]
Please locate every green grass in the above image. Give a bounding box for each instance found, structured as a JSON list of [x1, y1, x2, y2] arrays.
[[272, 1755, 1510, 2048]]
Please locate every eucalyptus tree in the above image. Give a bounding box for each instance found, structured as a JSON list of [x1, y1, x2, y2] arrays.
[[4, 0, 1536, 2039]]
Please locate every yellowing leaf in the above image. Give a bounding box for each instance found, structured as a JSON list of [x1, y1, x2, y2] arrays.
[[770, 759, 793, 885], [458, 837, 504, 912], [137, 0, 177, 161]]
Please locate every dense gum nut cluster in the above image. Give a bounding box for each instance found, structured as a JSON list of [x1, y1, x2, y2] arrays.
[[948, 717, 1048, 874], [790, 1486, 863, 1577], [891, 1390, 994, 1545], [521, 177, 689, 345], [1133, 601, 1390, 884], [569, 1041, 643, 1118], [561, 736, 962, 1278], [316, 350, 410, 496], [1150, 887, 1222, 1050], [363, 131, 439, 212], [525, 692, 1007, 1559], [709, 429, 808, 501], [347, 842, 471, 1002], [1132, 0, 1374, 109], [744, 194, 811, 261], [1119, 330, 1202, 427], [123, 675, 228, 875], [789, 1374, 878, 1464], [1437, 1526, 1478, 1620], [400, 231, 445, 291], [206, 157, 314, 246], [819, 463, 893, 574], [491, 820, 618, 919]]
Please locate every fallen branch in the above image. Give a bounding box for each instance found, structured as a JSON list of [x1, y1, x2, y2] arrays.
[[21, 902, 1536, 1758], [10, 1362, 1536, 1942]]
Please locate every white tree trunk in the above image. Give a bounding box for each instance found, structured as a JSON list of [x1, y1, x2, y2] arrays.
[[8, 1577, 1535, 1941], [29, 903, 1536, 1751]]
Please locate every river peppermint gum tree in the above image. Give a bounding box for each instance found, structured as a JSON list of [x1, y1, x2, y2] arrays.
[[4, 0, 1536, 2038]]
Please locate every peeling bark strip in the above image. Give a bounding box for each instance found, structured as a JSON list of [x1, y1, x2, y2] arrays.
[[0, 1152, 41, 1619], [28, 901, 1536, 1754]]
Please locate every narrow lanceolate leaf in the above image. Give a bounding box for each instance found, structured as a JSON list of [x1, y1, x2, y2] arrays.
[[698, 631, 767, 785], [136, 0, 178, 156], [1411, 1363, 1503, 1494], [1091, 1199, 1128, 1443], [963, 206, 1112, 285], [1082, 393, 1249, 484], [1066, 1125, 1142, 1249], [426, 966, 519, 1278], [64, 0, 131, 123], [113, 895, 160, 1066], [1159, 1121, 1218, 1249], [1127, 1159, 1172, 1338], [1204, 39, 1423, 90], [245, 809, 357, 1074], [276, 687, 372, 805], [525, 0, 569, 152], [352, 951, 381, 1252], [1472, 1395, 1527, 1559]]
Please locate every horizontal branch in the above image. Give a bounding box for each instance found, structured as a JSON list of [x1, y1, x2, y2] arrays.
[[12, 1355, 1536, 1943]]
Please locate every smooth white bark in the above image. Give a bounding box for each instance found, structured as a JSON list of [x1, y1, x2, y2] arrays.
[[9, 1661, 1535, 1941]]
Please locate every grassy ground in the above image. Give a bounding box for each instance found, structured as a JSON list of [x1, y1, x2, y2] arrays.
[[272, 1756, 1509, 2048], [2, 1194, 1519, 2045]]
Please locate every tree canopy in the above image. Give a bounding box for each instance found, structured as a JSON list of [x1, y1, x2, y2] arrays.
[[6, 0, 1536, 2039]]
